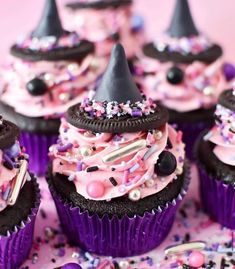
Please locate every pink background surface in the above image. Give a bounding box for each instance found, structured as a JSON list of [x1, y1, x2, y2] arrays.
[[0, 0, 234, 61]]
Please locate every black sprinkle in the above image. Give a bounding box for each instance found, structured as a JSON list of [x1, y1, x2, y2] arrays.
[[111, 167, 116, 171], [51, 258, 56, 263], [86, 166, 99, 172], [167, 138, 173, 149], [183, 233, 190, 243], [179, 209, 188, 218], [220, 258, 229, 269], [113, 261, 120, 269], [40, 209, 47, 219], [3, 161, 13, 170], [109, 177, 118, 186], [92, 146, 97, 151], [230, 259, 235, 265]]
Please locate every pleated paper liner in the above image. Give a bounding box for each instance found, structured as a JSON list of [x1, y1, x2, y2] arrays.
[[197, 161, 235, 229], [48, 162, 190, 258], [0, 176, 41, 269], [20, 131, 58, 176]]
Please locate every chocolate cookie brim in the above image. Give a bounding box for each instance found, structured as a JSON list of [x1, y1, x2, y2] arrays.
[[10, 40, 95, 62], [0, 175, 39, 236], [143, 42, 223, 64], [195, 130, 235, 185], [66, 0, 132, 10], [218, 89, 235, 111], [47, 164, 187, 218], [0, 101, 60, 135], [66, 103, 169, 133], [0, 120, 20, 150]]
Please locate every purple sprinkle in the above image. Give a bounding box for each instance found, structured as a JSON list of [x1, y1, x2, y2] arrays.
[[77, 161, 83, 171], [132, 110, 142, 117], [57, 143, 73, 152]]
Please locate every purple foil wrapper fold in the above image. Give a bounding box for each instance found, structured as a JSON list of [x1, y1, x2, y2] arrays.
[[20, 131, 58, 176], [49, 164, 190, 257], [175, 121, 212, 161], [198, 163, 235, 229], [0, 178, 40, 269]]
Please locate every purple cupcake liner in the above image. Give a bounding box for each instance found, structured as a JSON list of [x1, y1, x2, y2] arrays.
[[175, 121, 212, 161], [20, 131, 58, 176], [49, 163, 190, 258], [0, 178, 40, 269], [198, 163, 235, 229]]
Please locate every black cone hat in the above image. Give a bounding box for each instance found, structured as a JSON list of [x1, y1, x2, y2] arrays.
[[10, 0, 95, 62], [67, 43, 169, 133], [32, 0, 66, 39], [94, 43, 142, 103], [143, 0, 222, 64], [167, 0, 199, 38]]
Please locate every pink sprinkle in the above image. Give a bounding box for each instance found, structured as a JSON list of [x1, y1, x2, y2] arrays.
[[96, 259, 110, 269], [176, 131, 183, 143], [122, 170, 129, 184], [188, 251, 205, 268]]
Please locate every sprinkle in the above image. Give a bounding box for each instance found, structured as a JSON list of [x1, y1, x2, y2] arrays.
[[129, 163, 140, 173], [143, 144, 158, 160], [165, 241, 206, 256], [68, 174, 75, 181], [109, 177, 118, 186], [57, 143, 73, 152], [86, 166, 99, 172], [77, 161, 83, 171], [122, 170, 129, 184]]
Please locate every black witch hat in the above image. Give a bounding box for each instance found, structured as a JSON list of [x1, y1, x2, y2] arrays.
[[0, 118, 19, 150], [66, 0, 132, 10], [218, 89, 235, 112], [67, 43, 168, 133], [143, 0, 222, 64], [10, 0, 94, 62]]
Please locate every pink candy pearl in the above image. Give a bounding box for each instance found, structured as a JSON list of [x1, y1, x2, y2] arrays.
[[87, 181, 105, 198], [188, 251, 205, 268]]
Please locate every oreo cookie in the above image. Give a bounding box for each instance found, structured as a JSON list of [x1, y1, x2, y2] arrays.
[[66, 0, 132, 10], [67, 103, 169, 133], [0, 119, 19, 150], [218, 89, 235, 111], [10, 40, 95, 62], [143, 42, 223, 64]]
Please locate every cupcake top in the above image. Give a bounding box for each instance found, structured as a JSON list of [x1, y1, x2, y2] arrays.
[[204, 88, 235, 166], [50, 44, 185, 201], [0, 0, 107, 119], [0, 117, 29, 211], [137, 0, 228, 113]]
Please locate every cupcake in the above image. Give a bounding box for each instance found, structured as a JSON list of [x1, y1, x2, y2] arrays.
[[135, 0, 233, 159], [0, 0, 107, 175], [63, 0, 145, 60], [47, 44, 190, 257], [0, 117, 40, 268], [195, 88, 235, 229]]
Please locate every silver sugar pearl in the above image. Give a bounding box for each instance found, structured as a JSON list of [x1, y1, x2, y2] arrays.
[[128, 188, 141, 201]]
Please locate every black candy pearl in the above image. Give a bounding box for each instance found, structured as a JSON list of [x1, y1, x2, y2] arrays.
[[154, 151, 177, 176], [167, 66, 184, 85], [26, 78, 48, 96]]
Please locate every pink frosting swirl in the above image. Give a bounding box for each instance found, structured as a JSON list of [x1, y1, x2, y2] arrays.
[[0, 141, 27, 212], [136, 56, 227, 112], [63, 6, 144, 57], [50, 118, 185, 201], [0, 55, 107, 118], [204, 104, 235, 165]]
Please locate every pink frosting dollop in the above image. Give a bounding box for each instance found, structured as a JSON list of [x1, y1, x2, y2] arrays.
[[49, 118, 185, 201], [135, 55, 227, 113], [0, 55, 107, 118], [63, 6, 144, 58], [204, 104, 235, 165], [0, 141, 27, 212]]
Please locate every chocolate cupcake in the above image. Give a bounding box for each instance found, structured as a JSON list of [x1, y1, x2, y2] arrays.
[[0, 0, 107, 176], [47, 44, 190, 257], [195, 88, 235, 229], [0, 117, 40, 268], [135, 0, 234, 159], [63, 0, 145, 59]]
